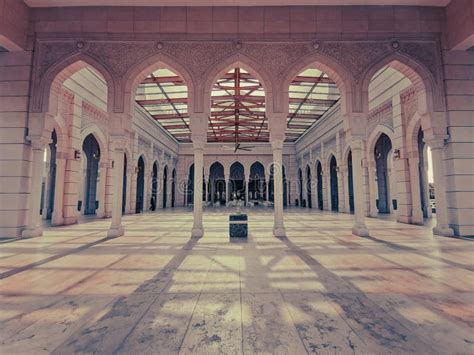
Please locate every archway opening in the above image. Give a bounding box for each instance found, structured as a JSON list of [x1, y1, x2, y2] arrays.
[[41, 130, 58, 220], [136, 156, 145, 213], [209, 162, 226, 205], [347, 150, 354, 213], [306, 165, 312, 209], [135, 68, 190, 142], [317, 162, 323, 210], [330, 156, 339, 212], [229, 162, 245, 201], [209, 67, 267, 147], [249, 162, 265, 203], [287, 68, 340, 142], [81, 134, 100, 215], [374, 133, 393, 214]]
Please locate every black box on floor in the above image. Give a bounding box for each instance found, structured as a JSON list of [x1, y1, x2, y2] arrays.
[[229, 214, 248, 238]]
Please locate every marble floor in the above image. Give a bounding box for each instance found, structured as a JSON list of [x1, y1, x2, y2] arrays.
[[0, 209, 473, 354]]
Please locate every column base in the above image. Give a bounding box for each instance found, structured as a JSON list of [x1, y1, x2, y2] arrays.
[[352, 224, 370, 237], [191, 227, 203, 237], [51, 216, 64, 227], [273, 226, 286, 237], [21, 227, 43, 238], [433, 225, 454, 237], [107, 225, 124, 238]]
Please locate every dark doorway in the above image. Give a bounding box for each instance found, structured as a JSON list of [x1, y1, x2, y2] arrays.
[[317, 161, 323, 210], [330, 156, 339, 212], [46, 130, 57, 220], [418, 128, 429, 218], [249, 162, 265, 202], [136, 156, 145, 213], [374, 133, 392, 214], [348, 150, 354, 213], [229, 162, 245, 201], [82, 134, 100, 215], [283, 165, 288, 207], [210, 162, 226, 204]]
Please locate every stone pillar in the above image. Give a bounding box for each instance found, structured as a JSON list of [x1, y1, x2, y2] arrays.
[[422, 162, 433, 218], [107, 139, 125, 238], [156, 169, 163, 210], [192, 141, 204, 237], [367, 161, 378, 217], [408, 155, 424, 225], [426, 138, 454, 236], [96, 162, 107, 218], [271, 139, 286, 237], [51, 154, 67, 226], [22, 137, 49, 238], [341, 166, 350, 213], [350, 139, 370, 237], [125, 170, 133, 214], [265, 173, 270, 201], [204, 175, 209, 203], [225, 173, 230, 203]]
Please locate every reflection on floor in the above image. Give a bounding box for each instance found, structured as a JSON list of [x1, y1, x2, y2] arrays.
[[0, 209, 473, 354]]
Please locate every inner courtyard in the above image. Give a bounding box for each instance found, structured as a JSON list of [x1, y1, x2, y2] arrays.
[[0, 0, 473, 353]]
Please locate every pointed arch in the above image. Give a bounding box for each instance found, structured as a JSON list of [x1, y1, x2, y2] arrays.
[[367, 124, 395, 160], [202, 53, 274, 116], [80, 124, 109, 162], [360, 51, 445, 116], [122, 52, 195, 115], [33, 54, 115, 115]]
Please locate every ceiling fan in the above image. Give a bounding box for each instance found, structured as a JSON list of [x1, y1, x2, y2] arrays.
[[222, 143, 256, 153]]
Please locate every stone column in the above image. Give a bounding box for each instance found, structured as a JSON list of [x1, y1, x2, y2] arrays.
[[95, 162, 107, 218], [350, 139, 370, 237], [51, 154, 67, 226], [125, 170, 133, 214], [271, 139, 286, 237], [408, 155, 424, 225], [107, 139, 125, 238], [265, 172, 270, 201], [426, 138, 454, 236], [192, 141, 204, 237], [367, 161, 378, 217], [224, 173, 230, 203], [204, 175, 209, 203], [22, 137, 50, 238], [341, 166, 350, 213], [157, 169, 163, 210]]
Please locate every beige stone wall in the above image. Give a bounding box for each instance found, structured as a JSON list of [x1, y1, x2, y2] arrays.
[[0, 51, 34, 237]]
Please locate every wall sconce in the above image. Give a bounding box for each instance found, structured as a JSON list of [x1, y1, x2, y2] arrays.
[[74, 150, 81, 160], [335, 166, 340, 173], [135, 167, 140, 173], [393, 149, 401, 159]]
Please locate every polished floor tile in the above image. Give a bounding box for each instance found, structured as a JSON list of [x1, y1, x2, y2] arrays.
[[0, 208, 472, 354]]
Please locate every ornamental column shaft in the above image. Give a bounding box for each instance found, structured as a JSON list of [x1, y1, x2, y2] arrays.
[[192, 141, 204, 237], [51, 156, 67, 226], [272, 139, 286, 237], [408, 156, 424, 225], [427, 138, 454, 236], [107, 140, 125, 238], [22, 137, 50, 238], [350, 139, 370, 237]]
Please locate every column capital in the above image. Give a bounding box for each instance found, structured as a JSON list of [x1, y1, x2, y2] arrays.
[[27, 135, 51, 150], [192, 140, 206, 151], [348, 137, 365, 151], [271, 139, 284, 150], [424, 135, 448, 149], [110, 136, 127, 151]]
